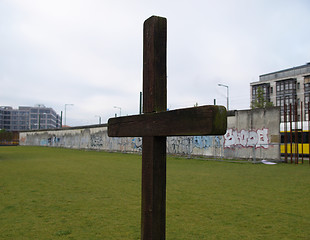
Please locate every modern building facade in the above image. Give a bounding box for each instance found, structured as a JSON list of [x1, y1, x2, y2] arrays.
[[0, 105, 61, 131], [250, 63, 310, 122]]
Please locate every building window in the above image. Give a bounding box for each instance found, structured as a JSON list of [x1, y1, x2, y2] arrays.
[[251, 83, 271, 104]]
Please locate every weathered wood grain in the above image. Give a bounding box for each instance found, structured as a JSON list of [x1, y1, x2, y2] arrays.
[[108, 105, 227, 137], [107, 15, 227, 240], [141, 16, 167, 240]]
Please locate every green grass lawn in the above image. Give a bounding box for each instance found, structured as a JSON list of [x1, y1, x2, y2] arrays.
[[0, 146, 309, 239]]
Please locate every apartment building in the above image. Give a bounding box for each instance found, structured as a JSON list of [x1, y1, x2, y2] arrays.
[[250, 63, 310, 122], [0, 104, 61, 131]]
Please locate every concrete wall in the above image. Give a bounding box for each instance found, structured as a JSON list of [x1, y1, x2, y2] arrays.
[[19, 107, 281, 161], [224, 107, 280, 160]]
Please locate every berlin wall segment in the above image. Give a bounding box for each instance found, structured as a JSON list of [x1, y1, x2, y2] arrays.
[[19, 108, 280, 160]]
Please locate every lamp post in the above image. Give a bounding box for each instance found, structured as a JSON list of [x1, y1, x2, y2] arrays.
[[64, 104, 74, 126], [114, 106, 121, 117], [38, 113, 46, 130], [218, 83, 229, 111], [95, 115, 102, 124]]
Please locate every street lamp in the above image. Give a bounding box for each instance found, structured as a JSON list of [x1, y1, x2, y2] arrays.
[[95, 115, 102, 124], [64, 104, 74, 126], [218, 83, 229, 111], [114, 106, 121, 117], [38, 113, 46, 130]]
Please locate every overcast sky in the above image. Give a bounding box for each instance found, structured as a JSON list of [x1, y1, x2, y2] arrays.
[[1, 0, 310, 126]]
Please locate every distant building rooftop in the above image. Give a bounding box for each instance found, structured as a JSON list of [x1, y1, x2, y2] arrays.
[[0, 104, 61, 131], [259, 62, 310, 82]]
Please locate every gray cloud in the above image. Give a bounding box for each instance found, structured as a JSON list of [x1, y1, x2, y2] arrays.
[[1, 0, 310, 125]]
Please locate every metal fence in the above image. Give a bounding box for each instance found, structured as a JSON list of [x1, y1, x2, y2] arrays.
[[282, 102, 310, 164], [0, 131, 19, 146]]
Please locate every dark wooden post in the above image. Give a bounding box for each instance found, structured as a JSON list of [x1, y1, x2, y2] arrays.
[[142, 16, 167, 240]]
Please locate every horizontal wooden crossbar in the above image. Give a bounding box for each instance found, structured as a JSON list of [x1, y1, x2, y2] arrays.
[[108, 105, 227, 137]]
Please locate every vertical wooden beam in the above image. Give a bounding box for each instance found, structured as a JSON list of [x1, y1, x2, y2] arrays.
[[143, 16, 167, 113], [141, 16, 167, 240], [142, 136, 166, 239]]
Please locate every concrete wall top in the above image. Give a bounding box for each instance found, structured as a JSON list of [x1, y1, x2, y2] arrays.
[[20, 123, 108, 133]]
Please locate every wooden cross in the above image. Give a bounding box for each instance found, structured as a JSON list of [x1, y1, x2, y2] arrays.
[[108, 16, 227, 240]]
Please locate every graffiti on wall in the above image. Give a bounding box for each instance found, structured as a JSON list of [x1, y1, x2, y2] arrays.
[[24, 129, 270, 151], [90, 134, 103, 147], [39, 135, 61, 146], [40, 139, 48, 146], [132, 137, 142, 151], [20, 124, 275, 159], [48, 136, 61, 144], [167, 136, 223, 155], [168, 137, 193, 154], [224, 128, 269, 149], [193, 136, 222, 149], [131, 136, 223, 155]]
